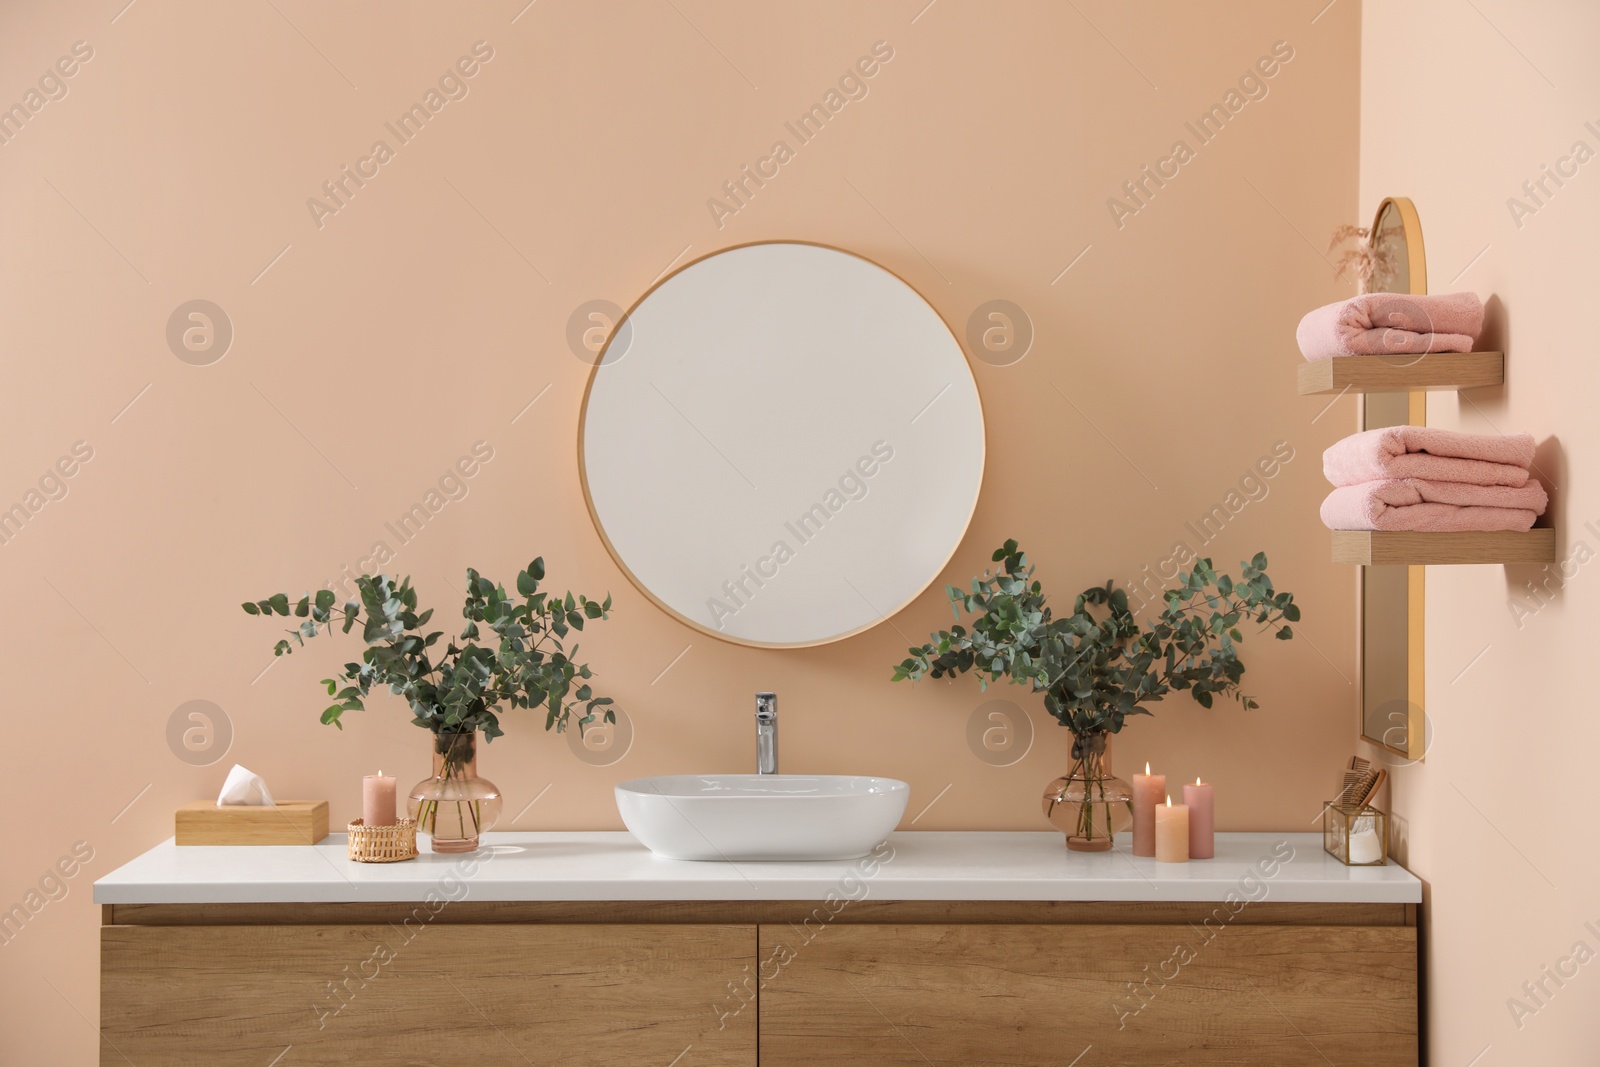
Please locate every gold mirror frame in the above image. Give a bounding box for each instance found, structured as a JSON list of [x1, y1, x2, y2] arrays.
[[575, 240, 986, 650], [1358, 196, 1427, 760]]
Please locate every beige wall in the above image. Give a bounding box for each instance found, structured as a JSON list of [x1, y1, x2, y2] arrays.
[[1361, 2, 1600, 1063], [0, 2, 1362, 1061]]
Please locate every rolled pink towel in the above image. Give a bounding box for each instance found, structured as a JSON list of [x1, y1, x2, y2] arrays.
[[1297, 291, 1484, 360], [1321, 478, 1547, 531], [1324, 426, 1536, 488]]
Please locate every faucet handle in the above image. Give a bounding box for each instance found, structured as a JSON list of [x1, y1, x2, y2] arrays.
[[755, 692, 777, 720]]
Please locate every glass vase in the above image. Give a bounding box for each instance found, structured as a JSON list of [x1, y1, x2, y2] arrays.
[[1041, 731, 1134, 852], [408, 730, 502, 853]]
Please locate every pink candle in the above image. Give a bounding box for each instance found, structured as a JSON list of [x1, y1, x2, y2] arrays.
[[362, 771, 397, 827], [1155, 795, 1189, 863], [1183, 777, 1215, 859], [1132, 763, 1165, 857]]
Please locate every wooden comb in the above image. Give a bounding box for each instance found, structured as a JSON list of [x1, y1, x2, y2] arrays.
[[1335, 757, 1382, 809]]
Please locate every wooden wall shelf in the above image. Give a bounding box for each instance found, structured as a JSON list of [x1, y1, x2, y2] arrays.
[[1297, 351, 1504, 395], [1331, 529, 1556, 566]]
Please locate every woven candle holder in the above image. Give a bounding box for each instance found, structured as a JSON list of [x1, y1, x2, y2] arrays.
[[347, 818, 419, 863]]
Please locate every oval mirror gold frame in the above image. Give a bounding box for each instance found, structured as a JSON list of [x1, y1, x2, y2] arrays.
[[1359, 196, 1427, 761], [577, 240, 986, 649]]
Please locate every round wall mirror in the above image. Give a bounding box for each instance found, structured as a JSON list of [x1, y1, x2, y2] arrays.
[[579, 241, 985, 648]]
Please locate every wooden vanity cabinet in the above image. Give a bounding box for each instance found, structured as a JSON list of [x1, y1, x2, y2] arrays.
[[101, 900, 1417, 1066]]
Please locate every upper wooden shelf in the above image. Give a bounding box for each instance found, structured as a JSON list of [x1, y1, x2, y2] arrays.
[[1297, 352, 1504, 396], [1331, 529, 1555, 566]]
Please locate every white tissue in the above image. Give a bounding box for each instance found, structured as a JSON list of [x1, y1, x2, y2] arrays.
[[216, 763, 276, 807], [1347, 826, 1382, 865]]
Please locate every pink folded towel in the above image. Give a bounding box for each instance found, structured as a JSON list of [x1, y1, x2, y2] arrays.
[[1297, 291, 1484, 361], [1324, 426, 1536, 488], [1321, 478, 1547, 531]]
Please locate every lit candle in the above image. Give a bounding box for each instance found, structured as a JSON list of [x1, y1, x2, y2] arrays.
[[1155, 795, 1189, 863], [1132, 762, 1165, 857], [362, 770, 397, 827], [1183, 777, 1215, 859]]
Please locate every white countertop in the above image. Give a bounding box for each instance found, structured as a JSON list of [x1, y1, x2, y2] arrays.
[[95, 831, 1420, 905]]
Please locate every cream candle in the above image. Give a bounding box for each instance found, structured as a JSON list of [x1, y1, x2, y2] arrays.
[[1155, 795, 1189, 862], [1132, 763, 1165, 857], [1183, 777, 1215, 859], [362, 771, 397, 827]]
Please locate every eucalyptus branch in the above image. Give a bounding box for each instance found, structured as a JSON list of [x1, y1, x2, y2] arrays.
[[892, 541, 1300, 736], [243, 559, 621, 741]]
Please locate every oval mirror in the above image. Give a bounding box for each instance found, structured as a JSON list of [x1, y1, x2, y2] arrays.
[[1368, 197, 1419, 297], [1358, 197, 1428, 762], [579, 241, 985, 648]]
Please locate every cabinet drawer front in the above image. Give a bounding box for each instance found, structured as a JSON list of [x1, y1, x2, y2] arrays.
[[758, 923, 1417, 1066], [101, 923, 755, 1067]]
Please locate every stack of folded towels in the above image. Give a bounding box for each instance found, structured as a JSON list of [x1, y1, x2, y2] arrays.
[[1297, 289, 1547, 532], [1321, 427, 1547, 532], [1296, 291, 1484, 360]]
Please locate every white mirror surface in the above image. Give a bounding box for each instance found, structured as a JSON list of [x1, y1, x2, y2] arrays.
[[580, 241, 984, 647]]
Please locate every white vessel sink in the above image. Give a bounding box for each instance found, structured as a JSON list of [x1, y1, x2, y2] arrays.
[[615, 774, 910, 862]]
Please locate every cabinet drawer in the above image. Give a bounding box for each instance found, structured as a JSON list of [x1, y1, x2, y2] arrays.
[[101, 923, 756, 1066], [758, 922, 1416, 1066]]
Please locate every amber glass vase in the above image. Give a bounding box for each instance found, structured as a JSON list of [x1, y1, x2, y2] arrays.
[[408, 731, 502, 853], [1041, 731, 1134, 852]]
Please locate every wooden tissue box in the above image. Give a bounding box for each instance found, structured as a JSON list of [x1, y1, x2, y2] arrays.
[[175, 800, 329, 845]]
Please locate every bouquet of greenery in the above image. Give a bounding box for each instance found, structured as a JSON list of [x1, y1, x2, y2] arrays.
[[893, 540, 1299, 733], [244, 558, 620, 754], [892, 540, 1299, 846]]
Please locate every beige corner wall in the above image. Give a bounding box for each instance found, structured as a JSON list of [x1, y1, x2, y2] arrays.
[[0, 2, 1361, 1061], [1361, 1, 1600, 1063]]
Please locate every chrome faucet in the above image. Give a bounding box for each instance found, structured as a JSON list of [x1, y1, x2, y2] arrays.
[[755, 692, 778, 774]]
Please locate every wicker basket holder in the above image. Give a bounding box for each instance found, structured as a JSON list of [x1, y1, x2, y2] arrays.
[[347, 818, 419, 863]]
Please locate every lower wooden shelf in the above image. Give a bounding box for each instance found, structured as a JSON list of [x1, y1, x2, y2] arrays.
[[1332, 528, 1557, 565], [1297, 351, 1504, 395]]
